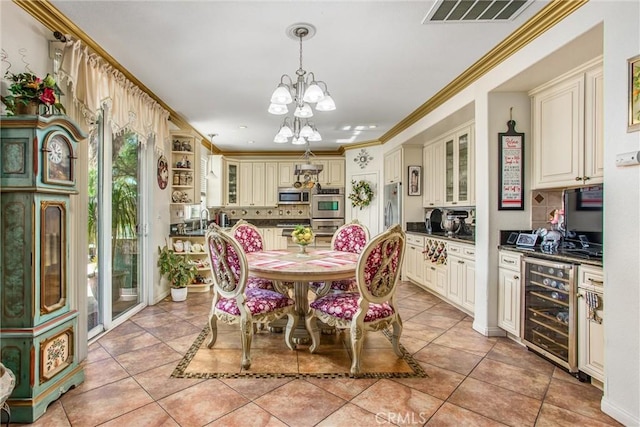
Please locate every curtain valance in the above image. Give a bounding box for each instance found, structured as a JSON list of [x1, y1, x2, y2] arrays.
[[58, 39, 169, 152]]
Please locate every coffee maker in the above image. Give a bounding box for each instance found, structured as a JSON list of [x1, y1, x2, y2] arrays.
[[424, 208, 443, 234]]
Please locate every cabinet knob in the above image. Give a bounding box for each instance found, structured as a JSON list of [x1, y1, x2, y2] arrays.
[[575, 177, 582, 181], [458, 260, 464, 264], [577, 293, 583, 298], [514, 275, 519, 280], [583, 176, 591, 181], [431, 267, 436, 271]]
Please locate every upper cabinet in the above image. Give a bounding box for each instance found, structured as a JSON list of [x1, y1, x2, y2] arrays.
[[423, 141, 444, 207], [170, 131, 199, 207], [529, 58, 603, 189], [238, 161, 278, 207], [316, 159, 345, 187], [225, 160, 239, 206], [423, 122, 474, 208], [278, 161, 296, 187], [384, 148, 402, 184]]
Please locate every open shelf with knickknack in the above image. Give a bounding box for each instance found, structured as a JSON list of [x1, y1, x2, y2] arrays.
[[169, 131, 200, 222], [168, 235, 212, 292]]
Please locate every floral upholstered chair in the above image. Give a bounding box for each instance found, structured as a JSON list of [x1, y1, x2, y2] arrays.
[[205, 226, 297, 369], [306, 224, 406, 376], [230, 219, 275, 291], [310, 220, 370, 295]]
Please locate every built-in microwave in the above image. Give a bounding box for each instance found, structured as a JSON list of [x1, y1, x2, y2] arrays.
[[277, 187, 310, 205]]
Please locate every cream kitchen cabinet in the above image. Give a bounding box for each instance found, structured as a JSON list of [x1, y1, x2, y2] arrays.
[[447, 242, 475, 314], [577, 265, 604, 384], [315, 159, 345, 187], [238, 162, 278, 207], [498, 250, 522, 337], [260, 227, 288, 250], [225, 160, 239, 206], [384, 148, 402, 184], [278, 161, 296, 187], [404, 233, 425, 285], [423, 140, 445, 207], [422, 236, 448, 296], [444, 124, 474, 207], [530, 58, 603, 189]]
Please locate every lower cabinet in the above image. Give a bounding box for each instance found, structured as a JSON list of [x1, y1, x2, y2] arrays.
[[577, 265, 604, 383], [424, 264, 447, 296], [405, 234, 425, 284], [448, 242, 475, 314], [260, 227, 288, 250], [497, 250, 522, 337]]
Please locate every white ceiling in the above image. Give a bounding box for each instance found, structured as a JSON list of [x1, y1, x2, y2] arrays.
[[49, 0, 557, 153]]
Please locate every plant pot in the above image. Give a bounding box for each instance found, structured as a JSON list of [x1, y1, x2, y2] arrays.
[[171, 287, 188, 302], [15, 99, 40, 115]]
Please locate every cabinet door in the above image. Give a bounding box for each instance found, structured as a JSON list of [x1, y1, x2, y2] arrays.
[[456, 128, 473, 206], [239, 162, 254, 206], [423, 144, 434, 207], [325, 160, 345, 187], [531, 74, 585, 188], [435, 266, 447, 296], [432, 141, 445, 206], [498, 267, 521, 336], [447, 255, 464, 306], [251, 162, 266, 207], [225, 160, 239, 206], [462, 259, 475, 313], [265, 162, 278, 206], [577, 287, 604, 381], [278, 162, 295, 187], [405, 243, 417, 281], [584, 65, 604, 184], [444, 134, 455, 205], [385, 149, 401, 184]]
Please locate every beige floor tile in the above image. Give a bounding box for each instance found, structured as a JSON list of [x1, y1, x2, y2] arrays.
[[100, 402, 179, 426], [85, 343, 112, 363], [60, 377, 154, 426], [298, 348, 352, 373], [115, 342, 183, 375], [304, 377, 377, 400], [165, 330, 204, 354], [426, 402, 508, 426], [158, 379, 248, 426], [400, 320, 447, 343], [485, 338, 556, 376], [220, 377, 293, 400], [413, 343, 482, 375], [448, 377, 541, 426], [24, 401, 71, 427], [409, 311, 464, 330], [238, 348, 299, 374], [66, 357, 130, 395], [469, 358, 551, 399], [204, 402, 288, 426], [536, 403, 623, 427], [144, 318, 203, 341], [98, 329, 162, 356], [544, 378, 622, 425], [254, 380, 346, 426], [134, 361, 206, 400], [425, 302, 467, 320], [316, 402, 392, 426], [351, 379, 444, 426], [393, 363, 466, 400], [433, 325, 498, 356], [185, 348, 244, 374], [130, 310, 182, 328]]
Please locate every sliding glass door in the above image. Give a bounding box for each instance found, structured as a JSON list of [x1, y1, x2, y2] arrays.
[[88, 116, 148, 338]]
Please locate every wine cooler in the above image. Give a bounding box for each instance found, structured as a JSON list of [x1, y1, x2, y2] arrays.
[[522, 257, 577, 372]]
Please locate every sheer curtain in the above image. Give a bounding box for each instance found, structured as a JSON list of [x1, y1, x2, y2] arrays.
[[58, 39, 170, 153]]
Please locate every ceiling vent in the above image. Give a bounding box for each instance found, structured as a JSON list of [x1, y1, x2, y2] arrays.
[[423, 0, 533, 23]]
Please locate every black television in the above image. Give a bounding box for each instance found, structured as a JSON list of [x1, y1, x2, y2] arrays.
[[562, 185, 603, 249]]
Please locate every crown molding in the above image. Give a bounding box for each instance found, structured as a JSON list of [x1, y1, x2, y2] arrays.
[[378, 0, 588, 144], [16, 0, 586, 155]]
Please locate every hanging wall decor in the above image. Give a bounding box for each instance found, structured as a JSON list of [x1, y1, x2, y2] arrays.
[[157, 155, 169, 190], [353, 148, 373, 169], [628, 54, 640, 132], [498, 113, 524, 210]]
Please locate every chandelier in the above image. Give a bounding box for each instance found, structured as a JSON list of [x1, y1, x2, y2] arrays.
[[269, 23, 336, 145]]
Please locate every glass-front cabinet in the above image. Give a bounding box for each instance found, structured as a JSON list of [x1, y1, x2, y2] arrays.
[[444, 124, 474, 206], [225, 160, 239, 206]]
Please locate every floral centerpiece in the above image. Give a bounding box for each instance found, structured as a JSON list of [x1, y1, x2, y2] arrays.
[[291, 225, 314, 254], [1, 71, 66, 115]]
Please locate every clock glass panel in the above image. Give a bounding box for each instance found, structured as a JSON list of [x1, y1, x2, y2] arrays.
[[46, 134, 73, 183]]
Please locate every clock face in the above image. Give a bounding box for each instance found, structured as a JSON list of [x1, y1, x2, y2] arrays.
[[45, 134, 74, 185]]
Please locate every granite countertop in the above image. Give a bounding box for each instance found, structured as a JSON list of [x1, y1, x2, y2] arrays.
[[499, 244, 603, 267]]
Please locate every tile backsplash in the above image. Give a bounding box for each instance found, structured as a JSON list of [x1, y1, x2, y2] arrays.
[[530, 189, 563, 230], [215, 205, 310, 222]]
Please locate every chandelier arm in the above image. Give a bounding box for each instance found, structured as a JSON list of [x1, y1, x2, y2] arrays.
[[279, 74, 294, 87]]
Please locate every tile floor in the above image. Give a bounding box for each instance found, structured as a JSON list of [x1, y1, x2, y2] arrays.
[[14, 282, 622, 426]]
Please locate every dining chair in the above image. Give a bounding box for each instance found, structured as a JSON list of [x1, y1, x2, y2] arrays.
[[205, 226, 297, 369], [230, 219, 276, 291], [310, 219, 370, 295], [306, 224, 406, 376]]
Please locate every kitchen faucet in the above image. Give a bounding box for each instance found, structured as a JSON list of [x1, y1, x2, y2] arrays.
[[200, 208, 210, 231]]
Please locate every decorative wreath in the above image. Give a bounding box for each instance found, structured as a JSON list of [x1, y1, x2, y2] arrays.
[[348, 179, 374, 210]]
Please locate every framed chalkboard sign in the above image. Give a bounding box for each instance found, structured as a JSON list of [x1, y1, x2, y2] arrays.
[[498, 119, 524, 210]]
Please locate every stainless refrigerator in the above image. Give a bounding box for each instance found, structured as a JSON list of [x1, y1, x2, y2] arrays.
[[383, 182, 402, 229]]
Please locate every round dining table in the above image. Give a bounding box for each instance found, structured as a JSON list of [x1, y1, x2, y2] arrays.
[[245, 248, 359, 344]]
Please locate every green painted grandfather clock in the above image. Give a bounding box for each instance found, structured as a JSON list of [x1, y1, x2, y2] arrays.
[[1, 115, 86, 423]]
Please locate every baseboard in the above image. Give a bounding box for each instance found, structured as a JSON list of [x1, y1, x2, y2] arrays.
[[472, 322, 507, 337], [601, 397, 639, 426]]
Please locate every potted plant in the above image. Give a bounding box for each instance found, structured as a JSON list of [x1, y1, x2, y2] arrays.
[[158, 245, 197, 302], [1, 71, 66, 115]]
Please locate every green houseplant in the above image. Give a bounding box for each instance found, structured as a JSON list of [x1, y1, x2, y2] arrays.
[[158, 245, 197, 301]]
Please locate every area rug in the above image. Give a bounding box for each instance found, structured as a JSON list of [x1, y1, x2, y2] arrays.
[[171, 325, 427, 379]]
